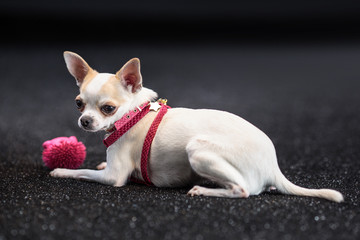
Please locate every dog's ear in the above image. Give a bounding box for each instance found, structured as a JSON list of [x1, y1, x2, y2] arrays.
[[63, 51, 94, 86], [116, 58, 142, 93]]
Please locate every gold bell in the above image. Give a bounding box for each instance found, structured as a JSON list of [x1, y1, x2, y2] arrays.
[[157, 98, 168, 105]]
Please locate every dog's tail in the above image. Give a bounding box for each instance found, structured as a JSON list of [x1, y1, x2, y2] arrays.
[[273, 170, 344, 203]]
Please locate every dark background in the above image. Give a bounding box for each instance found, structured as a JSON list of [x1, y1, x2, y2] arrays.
[[2, 0, 360, 44], [0, 1, 359, 240]]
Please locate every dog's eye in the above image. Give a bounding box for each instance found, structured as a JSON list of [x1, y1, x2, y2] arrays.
[[75, 99, 84, 109], [101, 105, 116, 115]]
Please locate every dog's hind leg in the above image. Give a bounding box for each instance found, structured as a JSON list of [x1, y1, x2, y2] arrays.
[[186, 137, 249, 198], [96, 162, 107, 170], [188, 183, 248, 198]]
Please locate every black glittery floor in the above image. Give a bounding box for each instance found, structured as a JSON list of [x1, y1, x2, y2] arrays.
[[0, 43, 359, 240]]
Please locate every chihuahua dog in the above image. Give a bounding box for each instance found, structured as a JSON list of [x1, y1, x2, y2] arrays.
[[50, 51, 343, 202]]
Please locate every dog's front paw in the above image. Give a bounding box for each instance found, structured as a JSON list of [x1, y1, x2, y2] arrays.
[[187, 185, 203, 196], [50, 168, 69, 178]]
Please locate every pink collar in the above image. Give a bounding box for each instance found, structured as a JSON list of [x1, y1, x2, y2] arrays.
[[103, 99, 171, 186], [103, 102, 150, 148]]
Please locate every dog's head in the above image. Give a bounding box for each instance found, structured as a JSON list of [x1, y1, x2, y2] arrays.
[[63, 51, 146, 132]]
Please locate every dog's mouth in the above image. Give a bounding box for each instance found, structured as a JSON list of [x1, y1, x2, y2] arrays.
[[79, 122, 115, 133], [81, 126, 99, 133], [78, 122, 101, 132]]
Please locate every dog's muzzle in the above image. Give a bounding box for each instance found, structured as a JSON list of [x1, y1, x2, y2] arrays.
[[80, 116, 93, 130]]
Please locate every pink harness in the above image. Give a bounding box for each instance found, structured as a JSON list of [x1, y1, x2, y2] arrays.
[[103, 100, 171, 185]]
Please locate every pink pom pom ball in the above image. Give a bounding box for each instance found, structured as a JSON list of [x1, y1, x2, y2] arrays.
[[42, 136, 86, 169]]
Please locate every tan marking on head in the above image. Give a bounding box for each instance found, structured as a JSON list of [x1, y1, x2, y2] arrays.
[[98, 75, 127, 106], [79, 69, 99, 93]]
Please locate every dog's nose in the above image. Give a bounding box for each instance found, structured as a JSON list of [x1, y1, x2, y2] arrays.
[[80, 117, 93, 128]]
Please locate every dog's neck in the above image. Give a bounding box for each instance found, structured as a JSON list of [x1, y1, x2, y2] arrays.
[[106, 87, 158, 132], [128, 87, 158, 110]]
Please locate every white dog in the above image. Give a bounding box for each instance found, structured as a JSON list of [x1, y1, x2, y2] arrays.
[[50, 51, 344, 202]]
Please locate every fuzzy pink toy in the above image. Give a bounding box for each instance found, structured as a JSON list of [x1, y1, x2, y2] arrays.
[[42, 136, 86, 169]]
